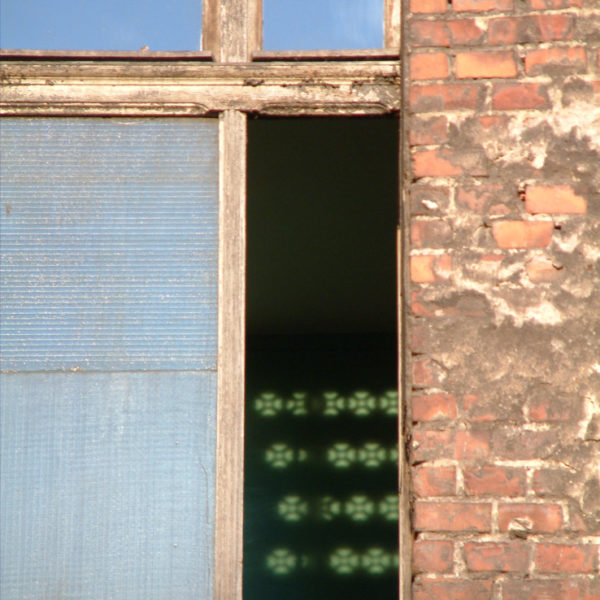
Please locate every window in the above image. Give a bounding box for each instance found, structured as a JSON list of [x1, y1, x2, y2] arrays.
[[0, 2, 405, 598]]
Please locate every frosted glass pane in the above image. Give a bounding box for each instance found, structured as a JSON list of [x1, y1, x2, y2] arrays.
[[264, 0, 383, 51], [0, 118, 218, 599], [0, 0, 202, 51]]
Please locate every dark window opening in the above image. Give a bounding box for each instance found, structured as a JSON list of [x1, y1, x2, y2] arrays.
[[244, 117, 399, 599]]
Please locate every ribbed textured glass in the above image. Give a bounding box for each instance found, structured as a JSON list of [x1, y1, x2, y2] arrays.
[[0, 118, 218, 600]]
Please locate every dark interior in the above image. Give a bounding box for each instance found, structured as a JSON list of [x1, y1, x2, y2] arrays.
[[244, 117, 399, 599]]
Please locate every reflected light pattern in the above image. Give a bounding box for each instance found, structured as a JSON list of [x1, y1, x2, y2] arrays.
[[254, 389, 398, 418]]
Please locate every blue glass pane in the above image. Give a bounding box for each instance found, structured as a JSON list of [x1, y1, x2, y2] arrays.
[[0, 0, 202, 51], [264, 0, 383, 51]]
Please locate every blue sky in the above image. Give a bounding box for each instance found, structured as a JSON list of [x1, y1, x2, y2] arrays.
[[0, 0, 382, 51]]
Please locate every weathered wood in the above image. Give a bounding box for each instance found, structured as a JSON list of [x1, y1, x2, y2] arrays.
[[253, 49, 400, 61], [0, 60, 400, 116], [385, 0, 402, 50], [0, 49, 212, 60], [396, 226, 411, 600], [214, 110, 246, 600]]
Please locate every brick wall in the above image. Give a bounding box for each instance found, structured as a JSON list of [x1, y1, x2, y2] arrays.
[[404, 0, 600, 597]]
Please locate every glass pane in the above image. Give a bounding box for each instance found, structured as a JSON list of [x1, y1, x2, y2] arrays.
[[0, 0, 202, 51], [1, 118, 218, 599], [263, 0, 383, 51]]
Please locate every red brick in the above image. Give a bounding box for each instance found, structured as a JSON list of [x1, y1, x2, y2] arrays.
[[411, 52, 450, 80], [413, 539, 454, 573], [464, 465, 526, 496], [412, 429, 455, 462], [410, 83, 483, 112], [413, 147, 488, 178], [492, 220, 553, 249], [536, 14, 575, 41], [455, 430, 491, 460], [503, 578, 599, 600], [527, 257, 563, 283], [454, 0, 513, 11], [410, 254, 452, 283], [456, 51, 517, 79], [413, 392, 457, 421], [413, 464, 457, 496], [498, 503, 563, 533], [411, 219, 452, 248], [414, 578, 493, 600], [492, 82, 550, 110], [464, 541, 529, 572], [535, 543, 598, 573], [488, 17, 519, 44], [410, 18, 486, 47], [447, 19, 487, 44], [410, 0, 447, 13], [409, 115, 449, 146], [412, 148, 463, 178], [526, 184, 587, 214], [415, 501, 492, 532], [528, 0, 583, 7], [525, 46, 587, 76]]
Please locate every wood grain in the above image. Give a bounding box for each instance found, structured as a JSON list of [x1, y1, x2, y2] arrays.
[[214, 110, 246, 600]]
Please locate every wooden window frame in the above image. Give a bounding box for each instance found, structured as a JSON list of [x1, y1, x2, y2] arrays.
[[0, 1, 409, 597]]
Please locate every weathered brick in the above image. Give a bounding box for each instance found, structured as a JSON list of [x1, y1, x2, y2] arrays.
[[492, 427, 559, 459], [526, 257, 563, 283], [413, 539, 454, 573], [528, 0, 583, 8], [413, 464, 457, 496], [412, 392, 457, 421], [492, 82, 550, 110], [464, 541, 529, 572], [410, 83, 483, 112], [410, 20, 452, 47], [411, 219, 452, 248], [527, 393, 575, 421], [534, 543, 598, 573], [498, 503, 564, 533], [462, 392, 507, 421], [525, 46, 587, 76], [492, 220, 554, 249], [410, 254, 452, 283], [412, 148, 463, 178], [415, 501, 492, 532], [409, 116, 449, 146], [502, 578, 598, 600], [412, 429, 455, 462], [412, 356, 447, 388], [455, 429, 491, 460], [453, 0, 513, 11], [532, 468, 576, 497], [410, 0, 447, 13], [456, 50, 517, 79], [414, 578, 493, 600], [526, 184, 587, 214], [410, 52, 450, 80], [489, 14, 574, 44], [410, 185, 450, 215], [464, 465, 526, 496], [447, 19, 487, 44]]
